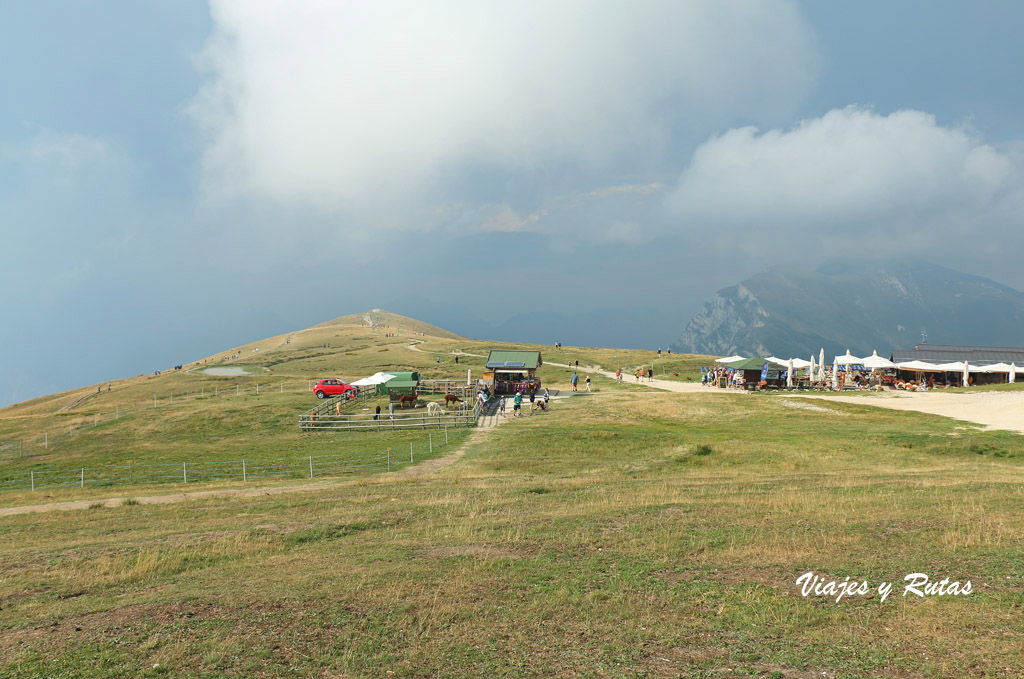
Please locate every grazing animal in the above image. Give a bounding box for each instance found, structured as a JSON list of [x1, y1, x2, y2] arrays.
[[399, 392, 419, 408], [444, 394, 463, 407], [426, 402, 443, 415]]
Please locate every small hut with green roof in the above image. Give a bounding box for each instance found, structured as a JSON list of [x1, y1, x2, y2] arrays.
[[484, 350, 543, 395]]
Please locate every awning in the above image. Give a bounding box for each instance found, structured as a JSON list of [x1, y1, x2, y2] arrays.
[[351, 372, 395, 386]]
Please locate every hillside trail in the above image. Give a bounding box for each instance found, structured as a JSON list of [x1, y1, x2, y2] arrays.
[[546, 361, 709, 394], [403, 339, 483, 358], [56, 390, 101, 413]]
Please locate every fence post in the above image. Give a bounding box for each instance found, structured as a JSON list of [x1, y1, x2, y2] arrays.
[[186, 391, 189, 399], [242, 460, 246, 482], [154, 394, 157, 407], [445, 426, 448, 445], [45, 432, 47, 449], [309, 456, 314, 479], [81, 468, 85, 488], [411, 441, 414, 463], [129, 462, 132, 484], [429, 433, 432, 455], [30, 471, 34, 491], [280, 383, 283, 393], [236, 385, 239, 396], [387, 448, 391, 472], [215, 387, 218, 397], [183, 462, 187, 483], [256, 383, 259, 395]]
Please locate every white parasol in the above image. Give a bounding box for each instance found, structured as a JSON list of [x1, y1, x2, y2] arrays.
[[834, 349, 863, 366], [860, 350, 895, 370], [1011, 363, 1017, 384], [832, 360, 839, 390], [787, 358, 794, 388]]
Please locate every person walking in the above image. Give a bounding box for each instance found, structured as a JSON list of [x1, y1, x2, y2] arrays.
[[585, 376, 591, 392], [498, 396, 506, 417], [570, 372, 579, 391], [513, 391, 522, 417], [616, 368, 621, 383], [575, 359, 579, 368], [647, 368, 653, 381], [529, 390, 536, 413]]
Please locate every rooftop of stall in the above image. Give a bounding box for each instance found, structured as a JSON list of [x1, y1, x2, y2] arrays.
[[484, 350, 543, 394], [375, 371, 420, 395]]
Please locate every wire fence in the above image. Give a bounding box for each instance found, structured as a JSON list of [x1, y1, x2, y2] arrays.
[[0, 429, 456, 494], [2, 379, 324, 460]]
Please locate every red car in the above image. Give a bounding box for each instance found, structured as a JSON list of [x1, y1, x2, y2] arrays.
[[313, 378, 358, 399]]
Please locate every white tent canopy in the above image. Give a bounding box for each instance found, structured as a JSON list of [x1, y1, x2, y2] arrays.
[[790, 358, 811, 369], [896, 360, 944, 371], [351, 372, 396, 387], [977, 362, 1014, 373], [860, 351, 895, 369], [716, 355, 745, 364], [933, 361, 966, 371], [834, 350, 863, 366]]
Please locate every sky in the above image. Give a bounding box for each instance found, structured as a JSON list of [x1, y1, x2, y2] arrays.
[[3, 0, 1024, 406]]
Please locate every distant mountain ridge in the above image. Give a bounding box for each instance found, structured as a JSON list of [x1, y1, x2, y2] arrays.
[[672, 263, 1024, 358]]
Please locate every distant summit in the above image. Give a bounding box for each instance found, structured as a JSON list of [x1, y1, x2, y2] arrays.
[[672, 263, 1024, 358], [316, 310, 464, 340]]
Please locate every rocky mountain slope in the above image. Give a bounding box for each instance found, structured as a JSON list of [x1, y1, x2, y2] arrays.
[[672, 262, 1024, 358]]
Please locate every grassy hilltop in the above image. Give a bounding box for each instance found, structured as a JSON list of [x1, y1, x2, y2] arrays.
[[2, 311, 1024, 677]]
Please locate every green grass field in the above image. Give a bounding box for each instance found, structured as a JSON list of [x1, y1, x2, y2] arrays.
[[2, 312, 1023, 677]]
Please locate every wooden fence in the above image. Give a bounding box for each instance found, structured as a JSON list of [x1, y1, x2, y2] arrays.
[[416, 380, 478, 398], [299, 401, 482, 431]]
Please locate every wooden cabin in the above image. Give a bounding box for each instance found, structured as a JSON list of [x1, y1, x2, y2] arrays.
[[484, 350, 542, 395]]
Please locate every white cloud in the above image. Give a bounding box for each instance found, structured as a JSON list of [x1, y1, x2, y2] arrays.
[[667, 107, 1022, 237], [190, 0, 819, 219]]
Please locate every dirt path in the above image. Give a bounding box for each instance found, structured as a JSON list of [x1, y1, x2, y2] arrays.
[[791, 390, 1024, 435], [546, 361, 711, 394]]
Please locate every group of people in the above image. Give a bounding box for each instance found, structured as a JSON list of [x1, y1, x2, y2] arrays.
[[569, 372, 591, 392], [499, 387, 551, 417]]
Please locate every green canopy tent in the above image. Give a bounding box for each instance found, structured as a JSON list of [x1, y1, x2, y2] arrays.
[[725, 358, 788, 389]]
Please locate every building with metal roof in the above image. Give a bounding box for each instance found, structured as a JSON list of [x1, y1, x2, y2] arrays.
[[890, 344, 1024, 366]]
